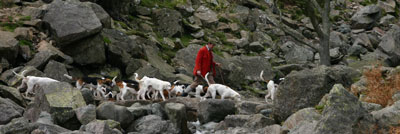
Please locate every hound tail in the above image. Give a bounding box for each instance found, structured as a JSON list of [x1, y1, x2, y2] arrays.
[[12, 70, 27, 79], [63, 74, 74, 80], [205, 72, 211, 85], [134, 73, 140, 82], [259, 70, 265, 81], [173, 80, 180, 85], [112, 76, 117, 85]]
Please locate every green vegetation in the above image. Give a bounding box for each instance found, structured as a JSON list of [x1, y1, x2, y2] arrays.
[[125, 30, 147, 37], [359, 0, 378, 6], [103, 37, 111, 44], [18, 39, 32, 46], [0, 22, 22, 32], [19, 16, 31, 21], [141, 0, 186, 9], [180, 34, 193, 47], [315, 105, 324, 113]]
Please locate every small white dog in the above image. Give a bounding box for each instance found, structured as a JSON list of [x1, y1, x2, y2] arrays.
[[13, 70, 59, 97], [195, 85, 207, 98], [202, 73, 241, 101], [260, 70, 284, 102], [135, 73, 172, 101]]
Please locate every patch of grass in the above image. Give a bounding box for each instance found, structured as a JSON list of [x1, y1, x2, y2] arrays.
[[141, 0, 187, 9], [103, 37, 111, 44], [315, 105, 324, 113], [114, 20, 129, 29], [125, 30, 147, 37], [360, 0, 378, 6], [180, 34, 193, 47], [363, 65, 400, 107], [0, 22, 21, 32], [19, 39, 32, 46], [19, 16, 31, 21]]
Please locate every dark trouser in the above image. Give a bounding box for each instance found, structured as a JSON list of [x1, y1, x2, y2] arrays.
[[184, 73, 215, 93]]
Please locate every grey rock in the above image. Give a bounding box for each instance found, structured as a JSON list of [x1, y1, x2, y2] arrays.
[[127, 103, 151, 119], [36, 111, 54, 125], [62, 34, 106, 66], [377, 0, 396, 14], [313, 84, 374, 134], [255, 124, 282, 134], [135, 6, 151, 16], [86, 2, 112, 28], [164, 103, 190, 134], [377, 25, 400, 66], [129, 115, 178, 134], [153, 8, 183, 37], [351, 5, 382, 29], [372, 101, 400, 127], [0, 117, 71, 134], [194, 6, 218, 26], [252, 31, 273, 47], [80, 88, 95, 105], [283, 108, 321, 130], [0, 97, 24, 125], [248, 42, 265, 53], [43, 60, 69, 82], [198, 99, 236, 124], [0, 31, 18, 64], [43, 0, 102, 46], [349, 44, 368, 57], [362, 102, 382, 113], [237, 101, 264, 115], [273, 66, 360, 122], [85, 120, 119, 134], [281, 41, 314, 64], [0, 85, 24, 106], [96, 101, 133, 129], [379, 15, 396, 26], [75, 104, 96, 125], [26, 50, 59, 70], [223, 115, 251, 128], [24, 82, 85, 130]]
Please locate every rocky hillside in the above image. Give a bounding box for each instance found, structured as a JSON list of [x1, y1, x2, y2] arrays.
[[0, 0, 400, 133]]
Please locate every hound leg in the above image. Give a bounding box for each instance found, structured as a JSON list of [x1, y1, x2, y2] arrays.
[[211, 91, 217, 99], [159, 90, 166, 101]]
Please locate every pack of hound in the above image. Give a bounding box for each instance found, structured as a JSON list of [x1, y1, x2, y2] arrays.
[[12, 69, 246, 102]]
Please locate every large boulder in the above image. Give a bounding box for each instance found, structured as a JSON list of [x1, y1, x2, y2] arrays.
[[85, 2, 112, 28], [283, 108, 321, 130], [161, 97, 201, 121], [153, 8, 183, 37], [273, 65, 360, 121], [142, 45, 176, 80], [194, 5, 218, 26], [198, 99, 236, 124], [96, 101, 133, 129], [377, 25, 400, 66], [237, 101, 264, 115], [0, 85, 24, 106], [129, 115, 178, 134], [372, 101, 400, 128], [24, 82, 86, 130], [0, 117, 71, 134], [313, 84, 374, 134], [84, 120, 120, 134], [43, 60, 69, 82], [43, 0, 102, 47], [164, 103, 190, 134], [0, 97, 24, 125], [280, 41, 314, 64], [351, 5, 382, 29], [0, 31, 18, 64], [61, 34, 106, 66], [75, 104, 96, 125], [101, 29, 144, 69], [26, 50, 60, 70]]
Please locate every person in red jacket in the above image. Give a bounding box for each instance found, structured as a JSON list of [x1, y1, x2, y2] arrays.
[[182, 42, 221, 96]]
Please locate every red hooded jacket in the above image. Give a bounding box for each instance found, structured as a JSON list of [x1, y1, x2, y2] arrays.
[[193, 46, 216, 77]]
